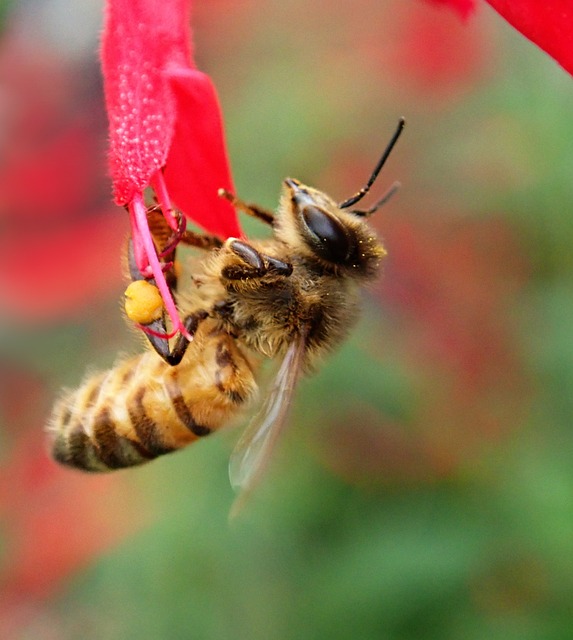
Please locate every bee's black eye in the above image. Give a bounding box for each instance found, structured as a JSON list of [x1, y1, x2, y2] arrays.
[[302, 206, 352, 263]]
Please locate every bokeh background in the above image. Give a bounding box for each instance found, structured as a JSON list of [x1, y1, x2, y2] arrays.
[[1, 0, 573, 638]]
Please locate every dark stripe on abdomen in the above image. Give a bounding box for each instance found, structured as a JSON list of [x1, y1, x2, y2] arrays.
[[52, 423, 98, 472], [128, 388, 176, 456], [165, 376, 211, 437], [93, 407, 152, 468]]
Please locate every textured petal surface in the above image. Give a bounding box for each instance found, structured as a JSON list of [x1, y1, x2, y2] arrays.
[[101, 0, 190, 205], [101, 0, 239, 235]]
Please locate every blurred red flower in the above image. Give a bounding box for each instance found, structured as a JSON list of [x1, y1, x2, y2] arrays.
[[387, 2, 488, 99], [101, 0, 239, 338], [423, 0, 475, 21], [0, 365, 145, 638], [319, 212, 532, 484], [0, 37, 126, 321], [428, 0, 573, 76]]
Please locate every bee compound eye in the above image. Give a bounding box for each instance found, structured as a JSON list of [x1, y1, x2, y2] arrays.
[[302, 206, 352, 263]]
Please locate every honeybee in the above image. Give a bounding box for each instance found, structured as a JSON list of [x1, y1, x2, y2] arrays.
[[48, 119, 404, 505]]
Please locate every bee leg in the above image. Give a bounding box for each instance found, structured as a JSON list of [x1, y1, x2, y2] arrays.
[[127, 233, 178, 291], [137, 309, 209, 365], [126, 238, 179, 362], [142, 325, 171, 362], [218, 189, 275, 226], [179, 229, 223, 251], [264, 254, 294, 276], [222, 240, 292, 280], [162, 310, 209, 365]]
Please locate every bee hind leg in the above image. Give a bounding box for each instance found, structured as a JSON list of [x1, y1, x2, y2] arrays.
[[222, 239, 292, 280]]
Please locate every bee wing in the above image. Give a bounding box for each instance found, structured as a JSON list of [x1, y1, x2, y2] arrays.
[[228, 331, 307, 516]]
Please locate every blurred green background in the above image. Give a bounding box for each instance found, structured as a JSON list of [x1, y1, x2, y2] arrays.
[[1, 0, 573, 638]]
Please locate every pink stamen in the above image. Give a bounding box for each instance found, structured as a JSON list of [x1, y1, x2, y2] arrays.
[[128, 204, 150, 274], [137, 323, 180, 340], [130, 193, 193, 342], [150, 170, 178, 231]]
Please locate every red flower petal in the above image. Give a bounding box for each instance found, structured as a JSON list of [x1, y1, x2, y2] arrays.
[[101, 0, 239, 236], [101, 0, 185, 205], [427, 0, 573, 76], [164, 69, 240, 238], [485, 0, 573, 76], [101, 0, 240, 338]]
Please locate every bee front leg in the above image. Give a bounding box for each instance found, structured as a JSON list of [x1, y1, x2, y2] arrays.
[[222, 240, 293, 281], [179, 229, 223, 251], [218, 189, 275, 226]]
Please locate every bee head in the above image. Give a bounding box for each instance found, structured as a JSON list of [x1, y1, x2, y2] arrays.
[[276, 178, 386, 279]]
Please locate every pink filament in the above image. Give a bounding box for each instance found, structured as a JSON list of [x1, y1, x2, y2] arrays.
[[129, 192, 193, 342], [150, 170, 178, 231], [136, 323, 180, 340]]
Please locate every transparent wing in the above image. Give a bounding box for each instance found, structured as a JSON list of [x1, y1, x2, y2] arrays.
[[228, 332, 307, 516]]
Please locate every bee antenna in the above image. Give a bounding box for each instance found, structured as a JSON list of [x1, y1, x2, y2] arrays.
[[351, 181, 401, 217], [338, 117, 405, 210]]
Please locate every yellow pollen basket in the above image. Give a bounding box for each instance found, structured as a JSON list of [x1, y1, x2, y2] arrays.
[[124, 280, 164, 324]]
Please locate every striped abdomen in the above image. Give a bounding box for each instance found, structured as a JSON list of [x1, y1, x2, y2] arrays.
[[48, 329, 258, 471]]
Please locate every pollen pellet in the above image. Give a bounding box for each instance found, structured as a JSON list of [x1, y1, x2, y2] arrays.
[[124, 280, 163, 324]]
